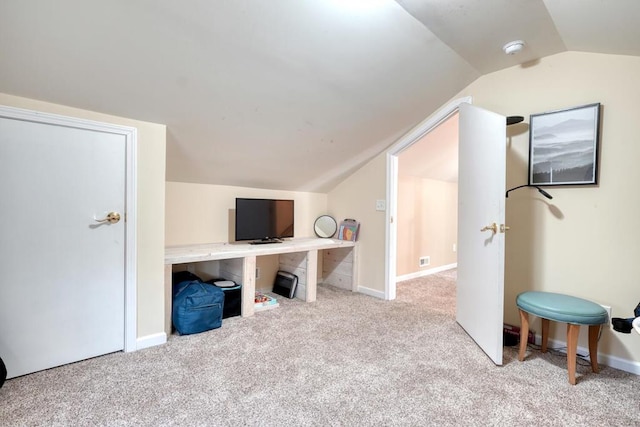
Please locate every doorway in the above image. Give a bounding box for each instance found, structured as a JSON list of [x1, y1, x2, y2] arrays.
[[395, 113, 458, 282], [385, 97, 470, 300], [386, 99, 507, 365]]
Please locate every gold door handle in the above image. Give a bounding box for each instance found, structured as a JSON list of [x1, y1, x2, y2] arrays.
[[95, 212, 121, 224], [500, 224, 510, 233], [480, 223, 498, 234]]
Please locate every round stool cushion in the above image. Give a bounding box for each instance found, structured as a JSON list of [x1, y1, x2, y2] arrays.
[[516, 291, 607, 325]]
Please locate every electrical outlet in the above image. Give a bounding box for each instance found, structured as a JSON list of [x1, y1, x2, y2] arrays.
[[375, 199, 386, 211], [599, 304, 612, 325], [419, 256, 430, 267]]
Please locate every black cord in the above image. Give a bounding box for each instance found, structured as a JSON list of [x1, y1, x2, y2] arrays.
[[524, 342, 592, 366], [522, 325, 603, 367], [505, 184, 553, 199]]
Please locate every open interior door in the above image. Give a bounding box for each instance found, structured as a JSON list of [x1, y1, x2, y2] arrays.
[[456, 102, 506, 365]]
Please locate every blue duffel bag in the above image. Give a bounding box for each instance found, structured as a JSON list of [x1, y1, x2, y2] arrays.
[[172, 280, 225, 335]]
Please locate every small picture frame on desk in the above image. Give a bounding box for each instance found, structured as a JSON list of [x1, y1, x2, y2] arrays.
[[338, 219, 359, 242]]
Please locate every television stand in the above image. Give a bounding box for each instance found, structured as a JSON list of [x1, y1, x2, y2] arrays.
[[249, 238, 283, 245], [164, 238, 358, 333]]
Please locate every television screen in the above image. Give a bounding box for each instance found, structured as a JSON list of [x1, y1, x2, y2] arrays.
[[235, 198, 294, 243]]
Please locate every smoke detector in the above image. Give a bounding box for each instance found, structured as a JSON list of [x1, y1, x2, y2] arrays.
[[503, 40, 525, 55]]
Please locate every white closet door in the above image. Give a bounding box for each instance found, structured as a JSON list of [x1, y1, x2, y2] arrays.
[[0, 115, 126, 378]]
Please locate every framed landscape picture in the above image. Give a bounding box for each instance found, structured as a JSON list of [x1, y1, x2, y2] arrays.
[[528, 103, 601, 186]]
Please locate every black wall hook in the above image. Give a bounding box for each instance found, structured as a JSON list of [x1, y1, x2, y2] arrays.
[[505, 184, 553, 199]]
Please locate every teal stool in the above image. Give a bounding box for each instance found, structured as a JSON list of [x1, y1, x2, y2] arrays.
[[516, 291, 607, 385]]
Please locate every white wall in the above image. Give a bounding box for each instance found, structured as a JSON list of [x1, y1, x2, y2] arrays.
[[165, 182, 327, 245], [0, 93, 167, 340], [396, 176, 458, 276], [327, 154, 387, 297], [329, 51, 640, 368]]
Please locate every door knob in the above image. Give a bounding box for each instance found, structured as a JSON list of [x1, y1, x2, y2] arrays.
[[95, 212, 121, 224], [480, 223, 498, 234]]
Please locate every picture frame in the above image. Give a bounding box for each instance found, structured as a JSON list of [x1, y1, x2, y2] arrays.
[[338, 218, 359, 242], [528, 103, 601, 186]]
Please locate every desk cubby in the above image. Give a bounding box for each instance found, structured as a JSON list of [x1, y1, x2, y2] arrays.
[[164, 238, 358, 334]]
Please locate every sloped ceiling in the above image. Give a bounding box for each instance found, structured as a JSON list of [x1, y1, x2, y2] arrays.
[[399, 112, 458, 183], [1, 1, 639, 192]]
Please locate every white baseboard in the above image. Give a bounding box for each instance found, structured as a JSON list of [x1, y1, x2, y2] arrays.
[[543, 336, 640, 376], [357, 285, 385, 299], [318, 277, 384, 300], [396, 263, 457, 283], [136, 332, 167, 351], [356, 266, 459, 299]]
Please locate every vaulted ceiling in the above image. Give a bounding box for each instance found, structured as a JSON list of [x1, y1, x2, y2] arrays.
[[1, 1, 639, 192]]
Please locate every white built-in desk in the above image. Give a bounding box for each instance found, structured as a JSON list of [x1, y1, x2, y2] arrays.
[[164, 238, 357, 334]]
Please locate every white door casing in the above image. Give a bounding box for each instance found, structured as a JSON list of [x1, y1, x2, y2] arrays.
[[456, 102, 506, 365], [0, 106, 137, 378]]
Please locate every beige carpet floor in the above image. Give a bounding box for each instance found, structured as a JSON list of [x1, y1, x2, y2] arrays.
[[1, 269, 639, 426]]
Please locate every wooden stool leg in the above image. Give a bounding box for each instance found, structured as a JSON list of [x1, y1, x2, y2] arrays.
[[518, 309, 529, 361], [541, 318, 550, 353], [589, 325, 600, 373], [567, 323, 580, 385]]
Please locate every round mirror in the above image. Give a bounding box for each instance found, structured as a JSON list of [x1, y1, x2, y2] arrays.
[[314, 215, 337, 238]]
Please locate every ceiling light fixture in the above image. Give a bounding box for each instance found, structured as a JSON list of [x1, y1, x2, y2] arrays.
[[503, 40, 525, 55]]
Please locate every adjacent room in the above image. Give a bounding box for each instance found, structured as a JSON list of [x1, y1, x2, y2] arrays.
[[1, 1, 639, 425]]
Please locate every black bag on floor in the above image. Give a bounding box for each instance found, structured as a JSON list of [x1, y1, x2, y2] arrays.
[[172, 281, 224, 335], [171, 271, 203, 298], [0, 356, 6, 389], [205, 278, 242, 319]]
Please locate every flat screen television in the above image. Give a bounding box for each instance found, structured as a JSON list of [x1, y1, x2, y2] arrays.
[[235, 198, 294, 244]]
